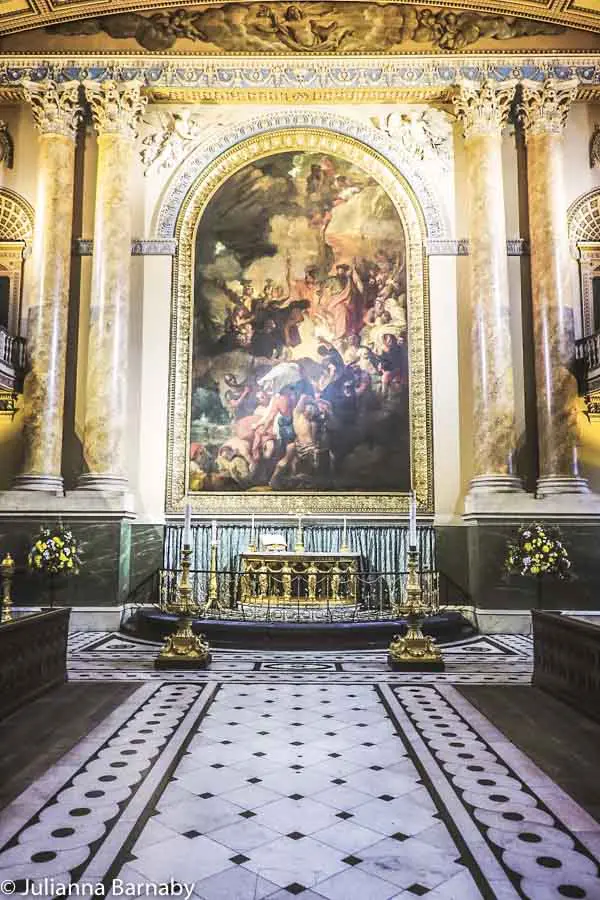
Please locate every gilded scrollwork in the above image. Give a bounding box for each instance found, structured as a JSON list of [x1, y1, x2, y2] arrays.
[[166, 127, 433, 516], [46, 3, 566, 54], [22, 80, 81, 139]]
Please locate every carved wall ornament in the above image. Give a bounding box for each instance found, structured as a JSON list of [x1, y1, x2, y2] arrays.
[[0, 122, 13, 169], [154, 109, 449, 241], [590, 124, 600, 169], [46, 3, 566, 54], [83, 80, 146, 139], [139, 109, 226, 173], [372, 108, 452, 169], [518, 78, 579, 137], [452, 79, 517, 139], [22, 80, 81, 139]]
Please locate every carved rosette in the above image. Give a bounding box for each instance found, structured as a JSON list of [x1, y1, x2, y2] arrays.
[[518, 78, 578, 138], [452, 79, 516, 139], [84, 80, 146, 140], [22, 80, 81, 139]]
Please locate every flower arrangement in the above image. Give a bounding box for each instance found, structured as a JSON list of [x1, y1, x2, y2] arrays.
[[27, 525, 82, 576], [505, 522, 571, 579]]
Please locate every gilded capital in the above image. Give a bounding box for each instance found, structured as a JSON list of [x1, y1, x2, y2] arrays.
[[23, 80, 81, 139], [84, 80, 146, 140], [519, 79, 579, 137], [452, 79, 517, 139]]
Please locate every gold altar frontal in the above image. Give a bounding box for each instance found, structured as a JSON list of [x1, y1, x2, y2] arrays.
[[240, 552, 360, 606]]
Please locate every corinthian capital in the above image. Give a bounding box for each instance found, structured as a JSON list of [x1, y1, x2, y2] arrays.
[[518, 79, 579, 138], [452, 79, 517, 139], [84, 80, 146, 140], [23, 80, 81, 139]]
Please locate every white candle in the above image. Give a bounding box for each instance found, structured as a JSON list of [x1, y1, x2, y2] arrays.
[[409, 491, 417, 548], [211, 519, 217, 544], [250, 514, 255, 543], [297, 515, 302, 531], [183, 503, 192, 547], [342, 516, 347, 547]]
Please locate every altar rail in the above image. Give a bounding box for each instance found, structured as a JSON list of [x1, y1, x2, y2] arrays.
[[124, 564, 469, 625], [163, 523, 436, 574]]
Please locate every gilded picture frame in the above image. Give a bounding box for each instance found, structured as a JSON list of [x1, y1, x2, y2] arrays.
[[166, 127, 433, 515]]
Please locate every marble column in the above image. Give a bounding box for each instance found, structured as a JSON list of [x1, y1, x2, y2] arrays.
[[14, 81, 80, 493], [518, 79, 589, 496], [452, 79, 522, 495], [77, 81, 146, 493]]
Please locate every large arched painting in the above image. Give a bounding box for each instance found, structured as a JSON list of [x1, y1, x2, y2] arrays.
[[188, 150, 410, 494]]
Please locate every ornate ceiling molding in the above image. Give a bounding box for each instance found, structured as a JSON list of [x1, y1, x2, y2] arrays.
[[0, 54, 600, 103], [0, 0, 599, 44]]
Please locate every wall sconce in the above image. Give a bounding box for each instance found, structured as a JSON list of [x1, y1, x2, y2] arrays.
[[583, 393, 600, 422]]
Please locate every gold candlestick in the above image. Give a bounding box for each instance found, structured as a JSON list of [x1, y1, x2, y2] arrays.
[[388, 546, 444, 671], [1, 553, 15, 621], [156, 544, 211, 669], [295, 516, 305, 553], [204, 542, 224, 612]]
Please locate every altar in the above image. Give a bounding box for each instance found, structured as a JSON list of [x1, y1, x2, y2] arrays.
[[239, 551, 360, 606]]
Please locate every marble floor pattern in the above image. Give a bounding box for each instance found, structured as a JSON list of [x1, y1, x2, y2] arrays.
[[0, 634, 599, 899]]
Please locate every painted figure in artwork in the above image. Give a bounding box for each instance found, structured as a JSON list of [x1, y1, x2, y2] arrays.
[[188, 150, 410, 493]]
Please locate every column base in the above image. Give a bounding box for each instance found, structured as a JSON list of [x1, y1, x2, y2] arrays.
[[468, 474, 525, 494], [12, 474, 64, 495], [77, 473, 129, 493], [536, 476, 591, 497]]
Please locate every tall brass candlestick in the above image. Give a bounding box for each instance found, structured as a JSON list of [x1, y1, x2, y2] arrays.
[[295, 515, 305, 553], [1, 553, 15, 621], [155, 544, 211, 669], [388, 546, 444, 672], [205, 541, 223, 612]]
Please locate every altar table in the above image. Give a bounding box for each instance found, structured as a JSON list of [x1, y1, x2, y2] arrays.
[[239, 551, 360, 606]]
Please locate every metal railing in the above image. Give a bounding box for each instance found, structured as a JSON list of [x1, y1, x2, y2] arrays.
[[0, 325, 26, 373], [122, 565, 471, 626]]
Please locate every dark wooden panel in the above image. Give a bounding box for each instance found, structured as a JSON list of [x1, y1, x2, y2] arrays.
[[532, 609, 600, 722], [0, 607, 70, 719]]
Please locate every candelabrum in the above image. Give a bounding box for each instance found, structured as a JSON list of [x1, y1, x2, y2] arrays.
[[294, 519, 305, 553], [155, 544, 211, 669], [204, 541, 224, 612], [388, 546, 444, 671], [1, 552, 15, 621]]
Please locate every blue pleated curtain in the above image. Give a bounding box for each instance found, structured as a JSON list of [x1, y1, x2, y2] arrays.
[[163, 522, 435, 574]]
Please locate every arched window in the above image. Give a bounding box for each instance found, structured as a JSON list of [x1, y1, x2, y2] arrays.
[[568, 189, 600, 337], [0, 188, 34, 335]]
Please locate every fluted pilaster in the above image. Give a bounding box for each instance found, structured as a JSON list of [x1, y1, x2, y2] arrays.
[[452, 79, 522, 496], [518, 78, 589, 496], [78, 80, 146, 493], [15, 80, 80, 493]]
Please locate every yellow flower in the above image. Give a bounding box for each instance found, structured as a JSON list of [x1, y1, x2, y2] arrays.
[[524, 542, 532, 551], [67, 560, 73, 569], [531, 566, 539, 574]]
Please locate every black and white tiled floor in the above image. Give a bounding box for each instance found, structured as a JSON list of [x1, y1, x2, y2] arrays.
[[1, 633, 599, 899], [67, 633, 533, 685]]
